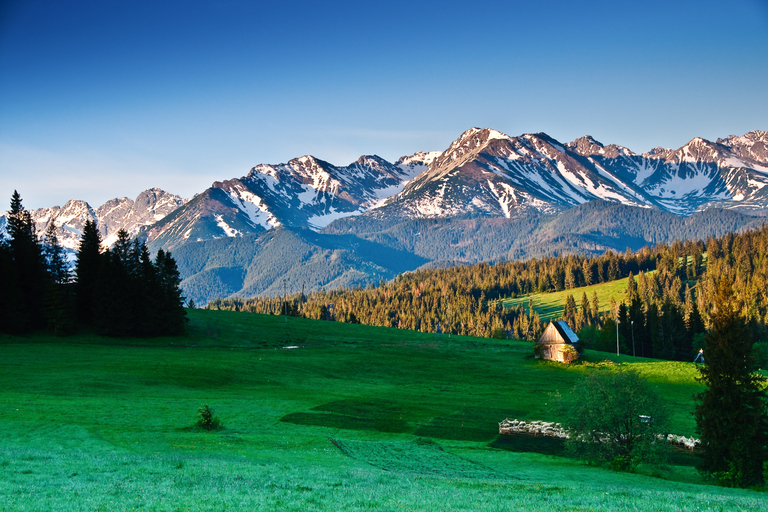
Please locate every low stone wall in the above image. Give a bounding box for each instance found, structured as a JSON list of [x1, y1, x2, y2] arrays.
[[498, 418, 700, 450], [498, 419, 568, 438]]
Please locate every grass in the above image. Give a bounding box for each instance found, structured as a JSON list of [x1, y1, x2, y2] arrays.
[[499, 276, 636, 322], [0, 309, 764, 511]]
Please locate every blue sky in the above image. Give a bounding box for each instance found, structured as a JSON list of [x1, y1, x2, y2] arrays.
[[2, 0, 767, 209]]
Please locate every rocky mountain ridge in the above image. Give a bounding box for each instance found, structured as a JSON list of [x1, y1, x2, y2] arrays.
[[143, 152, 437, 251], [0, 188, 187, 253], [145, 127, 768, 251], [373, 128, 768, 220]]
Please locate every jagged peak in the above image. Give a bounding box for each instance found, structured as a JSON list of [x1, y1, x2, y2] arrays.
[[572, 135, 604, 146], [61, 198, 92, 209], [453, 127, 512, 146], [292, 154, 327, 167], [396, 151, 441, 167], [566, 135, 605, 156], [351, 154, 390, 167], [644, 146, 669, 157], [686, 136, 711, 147], [717, 130, 768, 146], [139, 187, 172, 197]]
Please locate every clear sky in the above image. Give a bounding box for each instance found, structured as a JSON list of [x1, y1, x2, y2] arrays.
[[1, 0, 767, 210]]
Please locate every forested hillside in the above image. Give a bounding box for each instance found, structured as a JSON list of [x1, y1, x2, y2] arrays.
[[208, 237, 664, 338], [173, 228, 428, 306], [209, 223, 768, 363], [323, 200, 766, 261], [175, 200, 765, 305]]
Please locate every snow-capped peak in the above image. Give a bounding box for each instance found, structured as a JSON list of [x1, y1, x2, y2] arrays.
[[454, 127, 511, 146], [396, 151, 441, 168]]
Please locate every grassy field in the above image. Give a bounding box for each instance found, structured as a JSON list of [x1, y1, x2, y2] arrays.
[[1, 309, 764, 511], [499, 276, 635, 322]]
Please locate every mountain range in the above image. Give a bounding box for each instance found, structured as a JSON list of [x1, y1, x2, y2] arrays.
[[3, 128, 767, 304]]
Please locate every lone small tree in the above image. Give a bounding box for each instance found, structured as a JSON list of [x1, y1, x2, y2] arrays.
[[559, 369, 669, 471], [197, 404, 222, 431], [695, 276, 768, 487]]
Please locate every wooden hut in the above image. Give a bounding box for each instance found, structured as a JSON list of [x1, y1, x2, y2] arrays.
[[535, 320, 580, 363]]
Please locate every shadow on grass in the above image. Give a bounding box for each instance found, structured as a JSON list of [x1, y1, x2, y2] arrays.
[[281, 412, 411, 433], [489, 433, 569, 457], [282, 400, 522, 441], [490, 433, 700, 468], [414, 407, 524, 442]]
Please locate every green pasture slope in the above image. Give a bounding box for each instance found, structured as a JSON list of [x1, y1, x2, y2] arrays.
[[1, 309, 763, 511], [500, 277, 634, 322]]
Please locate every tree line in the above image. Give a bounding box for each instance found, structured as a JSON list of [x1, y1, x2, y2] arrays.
[[207, 222, 768, 361], [570, 227, 768, 363], [0, 191, 186, 337], [207, 241, 666, 339]]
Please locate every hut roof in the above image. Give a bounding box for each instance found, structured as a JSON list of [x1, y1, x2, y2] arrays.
[[553, 320, 579, 344]]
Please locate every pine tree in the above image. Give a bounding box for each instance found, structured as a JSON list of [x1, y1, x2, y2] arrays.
[[155, 249, 187, 335], [694, 277, 768, 487], [0, 236, 15, 333], [93, 248, 130, 336], [75, 220, 103, 325], [43, 223, 70, 284], [580, 292, 591, 327], [4, 191, 46, 332], [42, 223, 74, 335], [563, 294, 577, 327]]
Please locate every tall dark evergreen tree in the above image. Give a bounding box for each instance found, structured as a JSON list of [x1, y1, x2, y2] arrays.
[[4, 191, 46, 332], [563, 294, 577, 327], [695, 277, 768, 487], [0, 235, 14, 332], [154, 249, 187, 335], [75, 219, 103, 325], [42, 223, 75, 335], [43, 223, 70, 284]]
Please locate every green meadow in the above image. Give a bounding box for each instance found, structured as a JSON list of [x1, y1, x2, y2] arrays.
[[500, 277, 634, 322], [1, 309, 764, 511]]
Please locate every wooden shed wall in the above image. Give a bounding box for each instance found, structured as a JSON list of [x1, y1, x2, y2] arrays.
[[538, 323, 565, 345]]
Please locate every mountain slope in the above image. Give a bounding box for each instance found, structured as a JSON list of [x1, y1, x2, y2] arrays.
[[172, 228, 429, 305], [141, 128, 767, 253], [375, 128, 651, 218], [368, 128, 768, 220], [172, 199, 767, 305], [324, 200, 767, 263], [145, 154, 433, 251]]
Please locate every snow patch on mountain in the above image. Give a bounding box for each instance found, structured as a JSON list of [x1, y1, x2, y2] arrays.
[[724, 156, 768, 174], [215, 214, 241, 237], [308, 207, 361, 229], [226, 186, 281, 229]]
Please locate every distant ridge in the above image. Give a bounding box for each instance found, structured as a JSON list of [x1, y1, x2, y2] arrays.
[[138, 127, 768, 251], [4, 128, 766, 304]]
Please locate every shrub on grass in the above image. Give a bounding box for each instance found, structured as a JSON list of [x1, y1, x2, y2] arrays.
[[558, 369, 669, 472], [197, 404, 222, 431]]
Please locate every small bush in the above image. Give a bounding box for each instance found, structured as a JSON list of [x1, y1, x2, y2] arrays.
[[197, 404, 222, 431]]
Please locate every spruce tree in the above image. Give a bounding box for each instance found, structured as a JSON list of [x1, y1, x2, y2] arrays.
[[75, 220, 103, 325], [694, 277, 768, 487], [5, 191, 46, 332], [154, 249, 187, 335], [42, 223, 74, 335], [0, 236, 15, 333], [563, 294, 577, 327]]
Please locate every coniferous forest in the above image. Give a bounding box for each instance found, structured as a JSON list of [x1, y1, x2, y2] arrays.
[[0, 191, 186, 337]]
